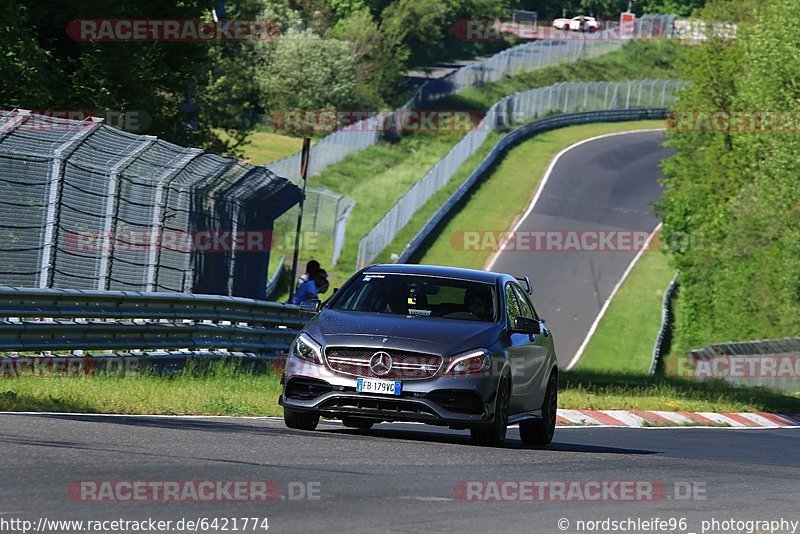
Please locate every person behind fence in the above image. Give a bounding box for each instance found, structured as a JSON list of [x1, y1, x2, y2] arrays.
[[292, 269, 329, 305], [296, 260, 320, 291]]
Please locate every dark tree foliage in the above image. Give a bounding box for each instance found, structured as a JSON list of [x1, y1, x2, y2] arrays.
[[0, 0, 265, 154]]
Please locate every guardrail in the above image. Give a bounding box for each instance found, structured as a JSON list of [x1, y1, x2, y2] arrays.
[[397, 108, 670, 264], [649, 272, 679, 375], [689, 337, 800, 358], [0, 287, 305, 361], [681, 336, 800, 395]]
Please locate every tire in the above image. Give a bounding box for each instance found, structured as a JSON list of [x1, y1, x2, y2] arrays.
[[342, 416, 374, 430], [283, 408, 320, 431], [470, 374, 510, 447], [519, 372, 557, 446]]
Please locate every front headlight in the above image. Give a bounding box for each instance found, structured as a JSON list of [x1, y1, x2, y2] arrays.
[[445, 349, 491, 375], [291, 333, 323, 364]]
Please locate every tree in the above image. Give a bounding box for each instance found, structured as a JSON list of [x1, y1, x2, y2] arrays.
[[0, 0, 269, 154], [655, 0, 798, 347], [381, 0, 448, 66], [0, 2, 53, 109], [328, 8, 407, 107], [255, 28, 357, 128]]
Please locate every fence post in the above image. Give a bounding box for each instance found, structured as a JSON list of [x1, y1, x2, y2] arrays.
[[97, 137, 156, 290], [39, 119, 102, 288], [146, 148, 201, 292]]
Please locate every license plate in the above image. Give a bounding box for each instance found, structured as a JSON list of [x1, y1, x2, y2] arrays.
[[356, 377, 402, 396]]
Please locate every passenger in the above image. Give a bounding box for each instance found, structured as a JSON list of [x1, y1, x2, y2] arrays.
[[292, 269, 328, 305], [296, 260, 321, 291]]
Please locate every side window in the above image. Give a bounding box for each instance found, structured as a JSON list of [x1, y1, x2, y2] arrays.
[[512, 285, 538, 320], [504, 284, 522, 325]]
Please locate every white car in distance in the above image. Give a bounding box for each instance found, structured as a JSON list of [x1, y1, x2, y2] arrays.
[[553, 16, 601, 32]]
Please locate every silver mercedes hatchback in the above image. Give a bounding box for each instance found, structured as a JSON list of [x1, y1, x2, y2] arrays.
[[279, 264, 558, 447]]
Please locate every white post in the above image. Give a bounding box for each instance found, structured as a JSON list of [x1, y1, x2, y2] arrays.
[[145, 148, 201, 292], [38, 117, 102, 288], [97, 137, 156, 290]]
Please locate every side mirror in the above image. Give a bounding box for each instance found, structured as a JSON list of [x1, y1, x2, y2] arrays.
[[512, 316, 541, 335], [299, 299, 321, 315]]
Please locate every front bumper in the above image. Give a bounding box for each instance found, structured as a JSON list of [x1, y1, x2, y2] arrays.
[[280, 358, 500, 425]]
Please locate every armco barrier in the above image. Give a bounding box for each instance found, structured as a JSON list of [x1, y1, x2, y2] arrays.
[[0, 287, 306, 364], [396, 108, 669, 264], [682, 337, 800, 395], [649, 272, 679, 375]]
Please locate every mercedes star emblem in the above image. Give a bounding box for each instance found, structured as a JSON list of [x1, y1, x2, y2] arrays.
[[369, 351, 393, 376]]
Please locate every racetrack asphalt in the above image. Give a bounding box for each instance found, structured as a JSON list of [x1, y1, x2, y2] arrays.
[[1, 414, 797, 533], [490, 130, 673, 368]]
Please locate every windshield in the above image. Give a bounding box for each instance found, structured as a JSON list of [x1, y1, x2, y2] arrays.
[[330, 274, 497, 322]]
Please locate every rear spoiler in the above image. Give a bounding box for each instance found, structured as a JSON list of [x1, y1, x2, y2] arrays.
[[516, 276, 532, 294]]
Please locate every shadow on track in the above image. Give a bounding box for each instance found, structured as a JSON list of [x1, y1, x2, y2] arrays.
[[327, 426, 656, 455]]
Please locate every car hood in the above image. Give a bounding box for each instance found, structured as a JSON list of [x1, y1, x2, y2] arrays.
[[304, 309, 501, 356]]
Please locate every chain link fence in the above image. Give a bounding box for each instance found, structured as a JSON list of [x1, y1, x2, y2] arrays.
[[356, 79, 682, 269], [272, 187, 355, 267], [0, 110, 300, 299]]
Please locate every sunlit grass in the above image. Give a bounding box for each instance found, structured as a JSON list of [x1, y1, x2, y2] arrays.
[[3, 363, 797, 416], [0, 362, 283, 417], [573, 238, 675, 374]]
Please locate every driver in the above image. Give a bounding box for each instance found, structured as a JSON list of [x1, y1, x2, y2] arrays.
[[464, 287, 492, 321]]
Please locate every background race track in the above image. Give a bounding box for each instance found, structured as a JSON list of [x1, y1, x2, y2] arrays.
[[490, 130, 672, 367]]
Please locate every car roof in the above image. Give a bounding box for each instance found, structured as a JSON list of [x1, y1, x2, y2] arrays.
[[364, 263, 507, 284]]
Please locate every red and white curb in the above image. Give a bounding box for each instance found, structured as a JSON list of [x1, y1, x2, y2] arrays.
[[3, 411, 800, 429], [556, 409, 800, 428]]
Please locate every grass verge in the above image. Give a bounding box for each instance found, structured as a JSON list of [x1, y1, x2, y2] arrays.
[[572, 237, 675, 374], [559, 370, 800, 413], [217, 126, 312, 165], [3, 365, 798, 415], [0, 363, 283, 417]]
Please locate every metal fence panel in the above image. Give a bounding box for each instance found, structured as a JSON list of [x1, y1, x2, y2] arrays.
[[0, 111, 300, 299]]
